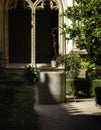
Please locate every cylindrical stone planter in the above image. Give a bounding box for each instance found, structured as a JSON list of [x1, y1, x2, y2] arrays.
[[38, 67, 66, 104]]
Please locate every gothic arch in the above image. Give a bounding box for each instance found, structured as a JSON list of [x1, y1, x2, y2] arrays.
[[3, 0, 65, 68]]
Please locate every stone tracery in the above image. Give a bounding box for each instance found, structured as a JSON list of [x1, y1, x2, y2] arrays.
[[0, 0, 65, 67]]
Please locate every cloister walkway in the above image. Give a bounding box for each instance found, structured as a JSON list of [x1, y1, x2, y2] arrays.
[[34, 87, 101, 130]]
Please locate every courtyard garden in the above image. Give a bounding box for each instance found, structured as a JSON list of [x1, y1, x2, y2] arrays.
[[0, 0, 101, 129]]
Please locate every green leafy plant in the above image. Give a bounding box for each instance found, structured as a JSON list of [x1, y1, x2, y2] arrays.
[[64, 0, 101, 66], [66, 78, 91, 97], [25, 66, 39, 85], [56, 55, 64, 67], [85, 61, 96, 70], [85, 62, 96, 79], [65, 54, 81, 78], [66, 78, 101, 97], [85, 62, 101, 79]]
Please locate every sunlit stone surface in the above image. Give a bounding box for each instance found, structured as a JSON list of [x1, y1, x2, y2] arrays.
[[39, 67, 66, 104]]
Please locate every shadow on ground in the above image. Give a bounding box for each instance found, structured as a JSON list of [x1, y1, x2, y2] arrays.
[[35, 98, 101, 130]]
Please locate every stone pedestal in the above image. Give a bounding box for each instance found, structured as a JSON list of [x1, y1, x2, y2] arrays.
[[38, 67, 66, 104]]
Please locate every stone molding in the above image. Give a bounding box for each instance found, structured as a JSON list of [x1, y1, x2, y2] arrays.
[[0, 0, 66, 68]]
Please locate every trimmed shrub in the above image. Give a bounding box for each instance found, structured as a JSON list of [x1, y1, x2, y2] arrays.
[[94, 87, 101, 106], [91, 79, 101, 96], [66, 78, 101, 97], [66, 78, 91, 97], [73, 78, 91, 97]]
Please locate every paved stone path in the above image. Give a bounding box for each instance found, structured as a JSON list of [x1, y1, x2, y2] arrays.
[[35, 98, 101, 130]]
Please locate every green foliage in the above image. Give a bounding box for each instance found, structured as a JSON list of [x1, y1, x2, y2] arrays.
[[0, 86, 40, 130], [25, 66, 39, 85], [65, 54, 81, 78], [85, 62, 96, 70], [91, 79, 101, 96], [86, 69, 96, 79], [85, 62, 101, 79], [66, 79, 74, 95], [85, 61, 96, 79], [66, 78, 91, 97], [0, 73, 25, 86], [64, 0, 101, 65], [66, 78, 101, 97], [94, 87, 101, 106]]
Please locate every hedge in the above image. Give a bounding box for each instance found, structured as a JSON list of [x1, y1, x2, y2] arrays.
[[66, 78, 101, 97], [94, 87, 101, 106]]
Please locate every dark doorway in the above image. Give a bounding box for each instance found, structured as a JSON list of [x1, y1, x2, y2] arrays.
[[8, 8, 31, 63], [35, 8, 58, 63]]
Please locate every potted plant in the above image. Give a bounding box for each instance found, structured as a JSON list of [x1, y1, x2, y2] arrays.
[[25, 65, 39, 85], [65, 54, 81, 78]]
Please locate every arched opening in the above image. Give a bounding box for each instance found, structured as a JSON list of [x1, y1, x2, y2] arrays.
[[4, 0, 64, 68], [8, 1, 31, 63], [35, 1, 58, 63]]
